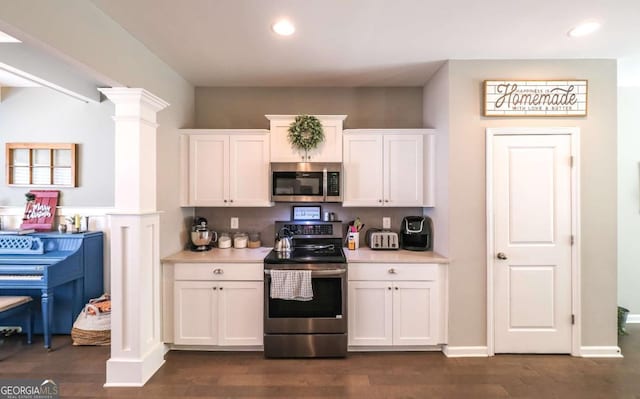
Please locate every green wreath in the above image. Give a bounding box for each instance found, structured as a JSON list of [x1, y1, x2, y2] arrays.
[[288, 115, 324, 151]]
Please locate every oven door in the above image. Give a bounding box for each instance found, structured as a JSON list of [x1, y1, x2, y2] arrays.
[[264, 268, 347, 334]]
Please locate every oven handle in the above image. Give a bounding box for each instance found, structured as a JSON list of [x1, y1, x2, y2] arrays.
[[264, 269, 346, 277]]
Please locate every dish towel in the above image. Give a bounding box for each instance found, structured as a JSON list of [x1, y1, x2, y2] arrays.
[[270, 270, 313, 301]]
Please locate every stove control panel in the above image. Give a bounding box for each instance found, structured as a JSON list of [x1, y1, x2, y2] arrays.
[[276, 221, 342, 239], [284, 223, 333, 236]]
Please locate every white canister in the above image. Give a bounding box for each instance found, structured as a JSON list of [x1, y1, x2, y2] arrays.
[[217, 233, 232, 249], [233, 233, 248, 248]]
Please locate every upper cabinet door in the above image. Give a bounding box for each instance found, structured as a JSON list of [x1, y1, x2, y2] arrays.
[[266, 115, 346, 162], [343, 134, 384, 207], [343, 129, 432, 208], [384, 134, 423, 206], [229, 134, 271, 207], [189, 135, 229, 206]]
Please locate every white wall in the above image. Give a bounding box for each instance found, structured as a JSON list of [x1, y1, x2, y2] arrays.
[[618, 86, 640, 317], [0, 87, 114, 206], [0, 0, 195, 257]]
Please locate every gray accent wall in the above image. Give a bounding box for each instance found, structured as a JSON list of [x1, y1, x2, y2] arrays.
[[0, 87, 115, 206], [445, 59, 618, 348], [194, 204, 422, 250], [195, 87, 423, 128]]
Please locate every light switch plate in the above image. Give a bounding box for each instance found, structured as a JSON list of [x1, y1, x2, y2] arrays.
[[230, 217, 239, 229], [383, 217, 391, 229]]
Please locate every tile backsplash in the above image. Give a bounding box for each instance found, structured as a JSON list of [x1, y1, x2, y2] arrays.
[[193, 204, 423, 248]]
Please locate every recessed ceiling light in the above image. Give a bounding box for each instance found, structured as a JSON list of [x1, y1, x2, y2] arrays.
[[568, 21, 601, 37], [272, 19, 295, 36], [0, 30, 21, 43]]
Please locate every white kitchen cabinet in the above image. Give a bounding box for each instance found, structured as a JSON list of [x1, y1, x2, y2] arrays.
[[171, 263, 263, 347], [348, 281, 393, 346], [343, 129, 435, 207], [174, 281, 218, 345], [182, 129, 271, 207], [348, 263, 446, 348], [266, 115, 347, 162]]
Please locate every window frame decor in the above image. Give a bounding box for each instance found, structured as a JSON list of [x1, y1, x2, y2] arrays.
[[5, 143, 77, 187]]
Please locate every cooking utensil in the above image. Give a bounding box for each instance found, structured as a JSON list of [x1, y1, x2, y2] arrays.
[[274, 227, 293, 252]]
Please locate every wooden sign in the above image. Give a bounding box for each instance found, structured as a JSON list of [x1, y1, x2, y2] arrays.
[[21, 190, 59, 231], [484, 80, 587, 116]]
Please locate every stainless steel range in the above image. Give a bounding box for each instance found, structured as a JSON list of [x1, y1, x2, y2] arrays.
[[263, 220, 347, 358]]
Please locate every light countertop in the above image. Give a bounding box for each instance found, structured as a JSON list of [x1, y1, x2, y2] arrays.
[[163, 247, 448, 264], [162, 247, 272, 263], [345, 247, 448, 263]]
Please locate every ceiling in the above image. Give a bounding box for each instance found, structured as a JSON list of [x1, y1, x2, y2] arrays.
[[61, 1, 640, 86]]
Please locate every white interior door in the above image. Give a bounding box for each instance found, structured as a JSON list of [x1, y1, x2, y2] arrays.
[[492, 133, 573, 353]]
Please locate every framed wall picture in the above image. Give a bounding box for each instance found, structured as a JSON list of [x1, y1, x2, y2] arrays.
[[20, 190, 59, 231], [484, 80, 588, 117]]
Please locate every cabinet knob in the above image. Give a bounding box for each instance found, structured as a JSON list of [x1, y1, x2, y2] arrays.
[[384, 199, 389, 203], [224, 199, 228, 203], [219, 287, 224, 290], [307, 156, 311, 160], [378, 199, 383, 203], [388, 286, 392, 290], [388, 268, 396, 274], [213, 287, 217, 290], [497, 252, 508, 260], [395, 286, 399, 290], [230, 199, 234, 203], [301, 156, 305, 160]]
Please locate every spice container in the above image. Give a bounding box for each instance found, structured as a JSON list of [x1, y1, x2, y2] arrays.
[[233, 232, 248, 248], [217, 232, 232, 249], [247, 232, 261, 248]]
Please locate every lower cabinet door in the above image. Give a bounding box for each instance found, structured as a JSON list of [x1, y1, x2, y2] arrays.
[[348, 281, 393, 346], [174, 281, 218, 345], [392, 281, 439, 345], [217, 281, 263, 346]]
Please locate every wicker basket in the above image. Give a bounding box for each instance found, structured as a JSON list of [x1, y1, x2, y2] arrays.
[[71, 327, 110, 346]]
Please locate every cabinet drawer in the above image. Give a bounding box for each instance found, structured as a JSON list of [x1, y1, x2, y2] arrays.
[[174, 263, 263, 281], [348, 263, 438, 281]]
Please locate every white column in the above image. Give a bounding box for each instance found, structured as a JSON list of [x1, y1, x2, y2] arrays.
[[99, 88, 169, 387]]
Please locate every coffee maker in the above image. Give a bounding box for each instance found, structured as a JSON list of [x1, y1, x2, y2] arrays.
[[399, 216, 433, 251], [190, 217, 217, 251]]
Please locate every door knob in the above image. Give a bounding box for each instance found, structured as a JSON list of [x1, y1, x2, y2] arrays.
[[497, 252, 508, 260]]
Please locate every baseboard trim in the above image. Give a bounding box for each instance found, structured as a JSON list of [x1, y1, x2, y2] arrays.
[[348, 345, 443, 352], [627, 314, 640, 323], [580, 346, 623, 358], [104, 342, 166, 387], [443, 345, 489, 357]]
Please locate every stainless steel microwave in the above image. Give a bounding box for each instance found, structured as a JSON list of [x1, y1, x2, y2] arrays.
[[271, 162, 342, 202]]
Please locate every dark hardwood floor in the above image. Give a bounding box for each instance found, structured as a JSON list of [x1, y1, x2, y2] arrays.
[[2, 325, 640, 398]]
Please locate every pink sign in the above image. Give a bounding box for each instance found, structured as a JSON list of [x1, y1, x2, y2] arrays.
[[21, 190, 59, 231]]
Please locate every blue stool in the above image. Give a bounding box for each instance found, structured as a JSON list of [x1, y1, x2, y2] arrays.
[[0, 296, 33, 344]]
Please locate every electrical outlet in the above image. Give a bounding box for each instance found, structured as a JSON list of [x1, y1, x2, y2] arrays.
[[230, 217, 239, 229], [383, 217, 391, 229]]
